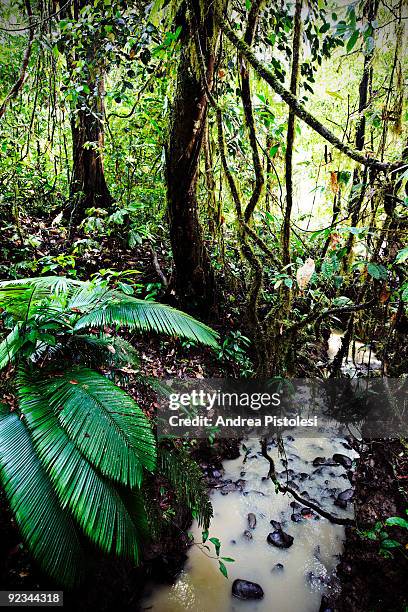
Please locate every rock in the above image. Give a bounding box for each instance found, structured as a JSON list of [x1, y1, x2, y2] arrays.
[[334, 498, 347, 510], [243, 530, 253, 540], [270, 519, 282, 530], [301, 508, 316, 518], [231, 539, 236, 544], [235, 479, 246, 489], [247, 513, 257, 529], [232, 579, 264, 600], [338, 488, 354, 501], [313, 456, 338, 467], [333, 454, 352, 469], [211, 469, 223, 479], [243, 490, 265, 496], [240, 471, 246, 477], [290, 501, 301, 510], [271, 563, 284, 572], [299, 472, 309, 481], [267, 530, 294, 548], [291, 513, 303, 523]]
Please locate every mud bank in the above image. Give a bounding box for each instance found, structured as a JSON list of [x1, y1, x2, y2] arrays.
[[331, 438, 408, 612]]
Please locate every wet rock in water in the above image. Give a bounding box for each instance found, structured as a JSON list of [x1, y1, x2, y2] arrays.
[[299, 472, 309, 481], [211, 469, 223, 479], [243, 490, 265, 497], [338, 488, 354, 501], [333, 454, 352, 469], [289, 481, 300, 491], [231, 539, 236, 544], [290, 501, 301, 510], [235, 479, 246, 489], [301, 491, 310, 500], [243, 530, 253, 540], [301, 507, 316, 519], [313, 457, 338, 467], [267, 530, 294, 548], [261, 476, 269, 482], [271, 563, 284, 572], [334, 498, 347, 510], [247, 513, 257, 529], [240, 471, 246, 477], [270, 519, 282, 530], [291, 513, 303, 523], [232, 579, 264, 600]]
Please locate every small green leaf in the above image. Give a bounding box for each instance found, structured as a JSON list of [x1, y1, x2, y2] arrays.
[[395, 247, 408, 265], [347, 30, 359, 52], [385, 517, 408, 530], [209, 537, 221, 556], [218, 560, 228, 578], [381, 538, 401, 549], [221, 557, 235, 562]]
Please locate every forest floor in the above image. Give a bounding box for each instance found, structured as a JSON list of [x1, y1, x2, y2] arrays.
[[0, 213, 407, 611]]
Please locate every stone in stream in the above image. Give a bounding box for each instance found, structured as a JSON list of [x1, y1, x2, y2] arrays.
[[290, 501, 301, 510], [232, 579, 264, 600], [221, 482, 239, 495], [271, 563, 284, 572], [291, 513, 303, 523], [332, 453, 353, 469], [267, 530, 294, 549], [337, 488, 354, 501], [247, 513, 257, 529], [240, 471, 246, 477], [243, 529, 253, 540], [270, 519, 282, 530], [313, 457, 338, 467], [334, 498, 347, 510]]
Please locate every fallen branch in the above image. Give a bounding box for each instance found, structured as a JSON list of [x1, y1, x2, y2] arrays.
[[149, 244, 168, 288], [260, 439, 356, 527]]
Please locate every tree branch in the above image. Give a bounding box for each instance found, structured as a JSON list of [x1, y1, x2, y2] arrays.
[[260, 439, 355, 526], [216, 13, 399, 172], [0, 0, 34, 121]]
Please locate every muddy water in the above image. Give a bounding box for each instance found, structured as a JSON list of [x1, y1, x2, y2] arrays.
[[142, 434, 357, 612], [142, 332, 375, 612]]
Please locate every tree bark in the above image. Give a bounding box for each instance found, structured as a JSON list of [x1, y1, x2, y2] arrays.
[[63, 0, 112, 226], [166, 0, 220, 313]]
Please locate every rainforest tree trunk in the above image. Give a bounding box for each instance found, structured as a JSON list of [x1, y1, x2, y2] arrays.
[[166, 0, 221, 314]]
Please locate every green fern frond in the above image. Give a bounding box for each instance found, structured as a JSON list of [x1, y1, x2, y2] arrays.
[[0, 324, 24, 370], [74, 294, 219, 347], [159, 446, 213, 529], [17, 376, 145, 562], [18, 367, 156, 487], [0, 404, 84, 588]]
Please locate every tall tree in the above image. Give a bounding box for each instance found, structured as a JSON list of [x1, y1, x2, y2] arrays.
[[62, 0, 113, 226], [166, 0, 224, 313]]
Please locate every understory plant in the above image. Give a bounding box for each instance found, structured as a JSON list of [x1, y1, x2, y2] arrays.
[[0, 276, 218, 587]]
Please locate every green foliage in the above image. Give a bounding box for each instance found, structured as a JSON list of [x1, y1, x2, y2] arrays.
[[159, 446, 213, 529], [0, 275, 218, 586]]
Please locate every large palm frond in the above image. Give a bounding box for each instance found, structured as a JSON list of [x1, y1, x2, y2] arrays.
[[0, 404, 84, 588], [74, 293, 219, 347], [17, 377, 145, 562], [20, 367, 156, 487], [0, 324, 24, 370]]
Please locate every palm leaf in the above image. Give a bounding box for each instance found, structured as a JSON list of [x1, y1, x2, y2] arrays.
[[0, 403, 84, 588], [74, 293, 219, 347], [17, 375, 145, 562], [25, 367, 156, 487], [0, 324, 24, 370]]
